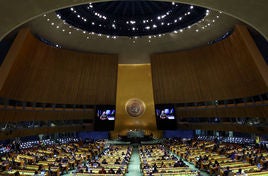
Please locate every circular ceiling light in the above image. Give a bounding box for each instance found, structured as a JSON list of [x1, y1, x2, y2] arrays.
[[56, 1, 207, 37]]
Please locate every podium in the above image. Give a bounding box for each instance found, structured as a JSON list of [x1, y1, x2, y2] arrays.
[[119, 130, 152, 143], [127, 130, 144, 138]]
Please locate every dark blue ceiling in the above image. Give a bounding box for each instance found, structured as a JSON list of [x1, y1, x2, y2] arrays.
[[56, 1, 207, 37]]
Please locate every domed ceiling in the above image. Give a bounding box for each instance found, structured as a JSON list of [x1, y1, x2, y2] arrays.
[[25, 1, 240, 63], [56, 1, 207, 36]]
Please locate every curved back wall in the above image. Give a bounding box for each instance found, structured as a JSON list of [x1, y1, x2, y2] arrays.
[[0, 28, 118, 105], [151, 25, 268, 104]]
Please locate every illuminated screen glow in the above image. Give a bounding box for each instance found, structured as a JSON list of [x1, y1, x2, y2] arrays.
[[97, 109, 115, 120]]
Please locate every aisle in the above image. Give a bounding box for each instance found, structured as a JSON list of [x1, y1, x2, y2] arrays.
[[170, 150, 209, 176], [126, 145, 142, 176]]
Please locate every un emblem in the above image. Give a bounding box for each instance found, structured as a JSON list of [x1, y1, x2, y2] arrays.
[[125, 98, 145, 117]]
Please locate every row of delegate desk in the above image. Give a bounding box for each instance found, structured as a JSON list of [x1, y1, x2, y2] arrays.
[[0, 141, 105, 176], [170, 140, 268, 176], [139, 144, 199, 176], [76, 145, 132, 175]]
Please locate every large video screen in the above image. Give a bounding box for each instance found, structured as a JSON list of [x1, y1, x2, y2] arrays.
[[96, 109, 115, 121], [155, 104, 177, 130], [94, 105, 115, 131], [155, 107, 175, 120]]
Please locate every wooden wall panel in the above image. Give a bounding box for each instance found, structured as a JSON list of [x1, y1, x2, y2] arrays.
[[0, 28, 35, 91], [0, 109, 94, 123], [0, 28, 118, 105], [0, 124, 93, 141], [176, 106, 268, 118], [151, 25, 268, 104]]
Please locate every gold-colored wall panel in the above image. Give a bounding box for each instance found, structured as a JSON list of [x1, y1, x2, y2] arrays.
[[114, 64, 157, 135]]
